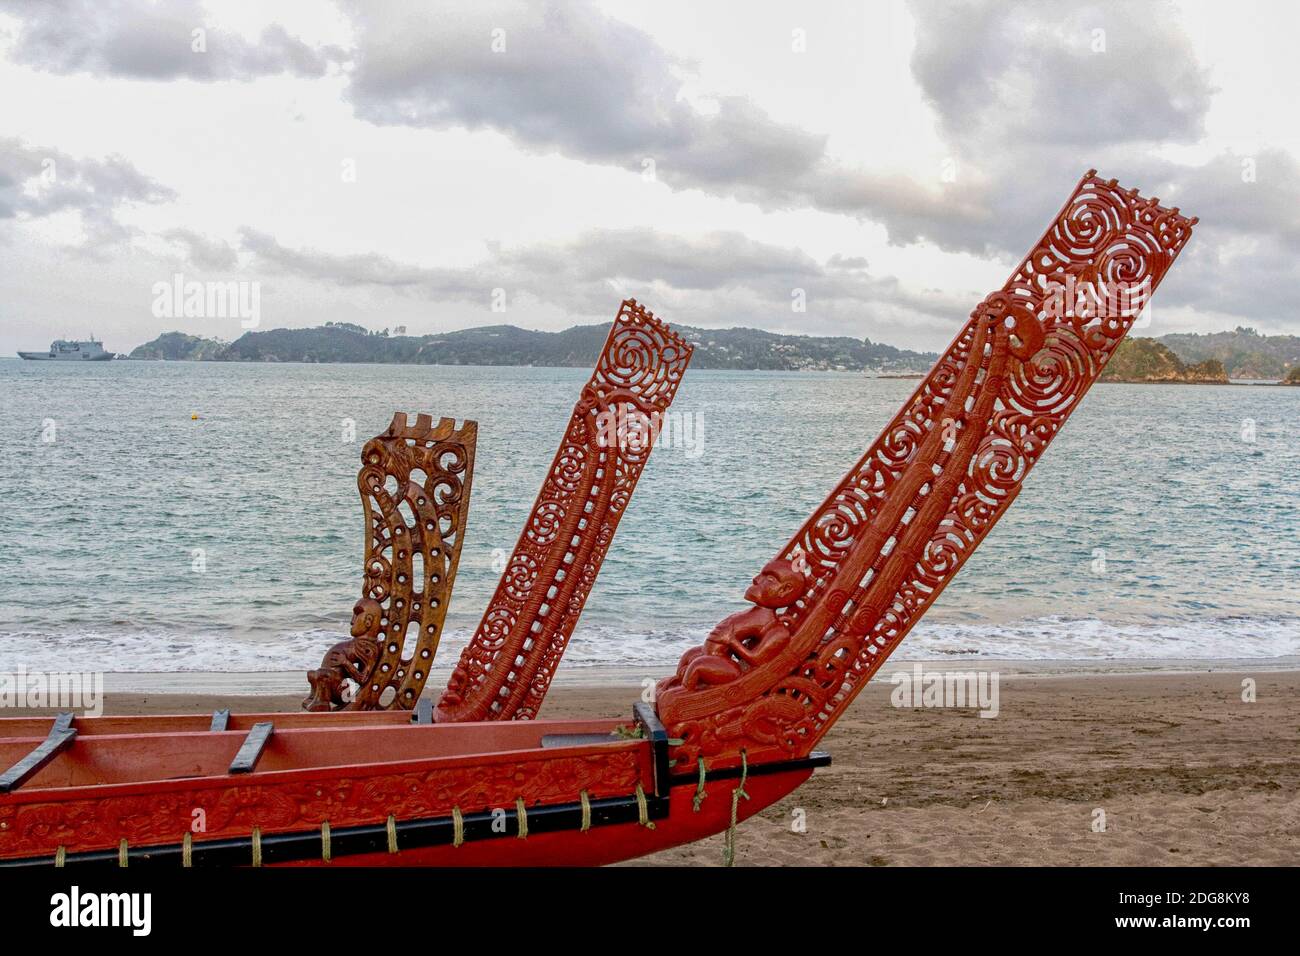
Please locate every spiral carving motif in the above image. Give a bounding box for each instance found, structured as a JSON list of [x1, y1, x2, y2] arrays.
[[1005, 327, 1095, 418], [657, 171, 1197, 768], [437, 300, 692, 722]]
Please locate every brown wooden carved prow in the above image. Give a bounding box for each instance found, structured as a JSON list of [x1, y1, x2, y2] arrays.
[[303, 413, 477, 711]]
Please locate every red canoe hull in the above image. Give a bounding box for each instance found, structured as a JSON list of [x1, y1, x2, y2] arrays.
[[0, 707, 826, 867], [273, 767, 814, 867]]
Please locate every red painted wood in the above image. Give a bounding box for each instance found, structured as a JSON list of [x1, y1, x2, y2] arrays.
[[0, 718, 647, 860], [436, 300, 692, 722], [273, 768, 813, 867], [0, 710, 416, 741], [656, 171, 1198, 771]]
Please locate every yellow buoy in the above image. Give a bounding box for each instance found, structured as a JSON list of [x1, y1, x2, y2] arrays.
[[191, 414, 199, 420]]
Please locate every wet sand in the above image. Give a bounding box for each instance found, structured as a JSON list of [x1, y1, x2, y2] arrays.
[[9, 668, 1297, 866]]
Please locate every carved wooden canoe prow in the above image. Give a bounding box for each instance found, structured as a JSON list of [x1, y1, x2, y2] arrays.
[[305, 412, 477, 711], [655, 170, 1198, 771], [436, 299, 693, 722]]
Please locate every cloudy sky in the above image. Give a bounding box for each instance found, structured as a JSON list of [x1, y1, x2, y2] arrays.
[[0, 0, 1296, 355]]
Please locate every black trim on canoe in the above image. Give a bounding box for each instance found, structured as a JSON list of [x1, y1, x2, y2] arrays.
[[669, 751, 831, 786], [0, 751, 829, 868], [633, 702, 670, 798], [0, 791, 669, 869]]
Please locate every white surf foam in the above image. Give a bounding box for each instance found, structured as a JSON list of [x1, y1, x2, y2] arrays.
[[0, 615, 1296, 675]]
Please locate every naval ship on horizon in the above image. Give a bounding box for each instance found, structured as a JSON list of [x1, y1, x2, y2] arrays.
[[17, 336, 114, 361]]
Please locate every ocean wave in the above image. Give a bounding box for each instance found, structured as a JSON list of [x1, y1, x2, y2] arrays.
[[0, 615, 1296, 674]]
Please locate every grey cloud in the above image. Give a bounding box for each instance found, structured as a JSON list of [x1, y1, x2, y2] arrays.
[[900, 0, 1300, 327], [340, 0, 981, 244], [336, 1, 1230, 258], [2, 0, 1252, 264], [903, 0, 1219, 254], [163, 228, 238, 270], [1153, 240, 1300, 323], [237, 225, 964, 336], [343, 0, 827, 189], [1140, 149, 1300, 321], [238, 227, 487, 296], [0, 137, 174, 247], [6, 0, 1293, 331], [0, 0, 341, 80], [1168, 148, 1300, 250], [911, 1, 1213, 152]]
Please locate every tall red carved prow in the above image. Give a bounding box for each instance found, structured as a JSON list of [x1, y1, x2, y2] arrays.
[[437, 300, 692, 722], [656, 171, 1197, 770]]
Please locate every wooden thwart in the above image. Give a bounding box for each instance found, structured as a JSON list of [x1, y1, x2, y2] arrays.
[[227, 721, 274, 775], [0, 712, 76, 793]]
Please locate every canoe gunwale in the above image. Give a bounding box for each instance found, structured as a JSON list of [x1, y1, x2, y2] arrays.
[[0, 718, 642, 804], [0, 751, 831, 868]]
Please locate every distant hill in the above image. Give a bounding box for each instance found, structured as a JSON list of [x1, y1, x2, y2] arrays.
[[1156, 327, 1300, 380], [1100, 337, 1228, 383], [130, 322, 939, 372], [126, 322, 1299, 382], [128, 331, 228, 361]]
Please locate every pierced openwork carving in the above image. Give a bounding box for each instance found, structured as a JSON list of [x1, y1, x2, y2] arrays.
[[656, 171, 1197, 768], [437, 300, 692, 722], [305, 413, 476, 711]]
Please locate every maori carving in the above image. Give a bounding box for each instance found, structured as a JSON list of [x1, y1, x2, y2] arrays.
[[437, 300, 692, 722], [305, 413, 476, 711], [304, 598, 384, 710], [675, 560, 808, 691], [657, 171, 1197, 769], [0, 748, 643, 859]]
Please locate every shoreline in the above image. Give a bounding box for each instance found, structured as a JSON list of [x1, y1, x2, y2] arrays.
[[42, 655, 1300, 696], [7, 356, 1289, 385], [7, 356, 1296, 385]]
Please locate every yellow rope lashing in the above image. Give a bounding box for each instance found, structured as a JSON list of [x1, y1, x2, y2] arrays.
[[452, 806, 464, 848], [386, 814, 398, 854], [693, 758, 708, 812], [118, 839, 129, 868], [579, 790, 592, 832], [182, 832, 192, 868], [251, 827, 262, 867], [722, 750, 750, 868], [320, 821, 331, 863], [515, 797, 529, 839], [635, 783, 656, 830], [54, 845, 66, 868]]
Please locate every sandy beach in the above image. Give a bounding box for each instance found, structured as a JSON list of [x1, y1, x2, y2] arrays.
[[9, 664, 1296, 866]]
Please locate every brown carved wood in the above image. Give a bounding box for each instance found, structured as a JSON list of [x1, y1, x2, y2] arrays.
[[656, 171, 1197, 770], [436, 299, 692, 722], [304, 413, 476, 711]]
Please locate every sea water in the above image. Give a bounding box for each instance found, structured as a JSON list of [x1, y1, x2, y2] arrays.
[[0, 359, 1296, 673]]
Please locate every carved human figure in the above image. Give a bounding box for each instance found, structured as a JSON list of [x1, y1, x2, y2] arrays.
[[676, 559, 808, 691], [439, 662, 470, 708], [303, 597, 385, 711]]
